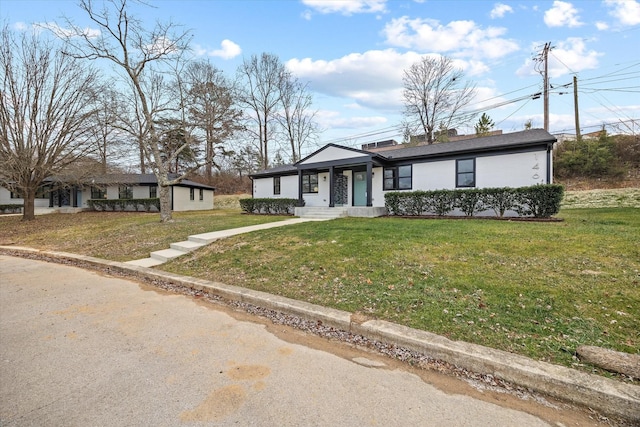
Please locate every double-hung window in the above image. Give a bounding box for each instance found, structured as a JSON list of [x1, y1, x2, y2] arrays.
[[199, 189, 204, 201], [302, 173, 318, 193], [456, 158, 476, 188], [273, 177, 281, 195], [149, 186, 157, 198], [118, 185, 133, 199], [189, 188, 195, 201], [383, 165, 412, 190], [91, 186, 106, 199]]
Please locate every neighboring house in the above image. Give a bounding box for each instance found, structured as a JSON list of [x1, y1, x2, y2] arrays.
[[0, 174, 215, 212], [250, 129, 556, 216]]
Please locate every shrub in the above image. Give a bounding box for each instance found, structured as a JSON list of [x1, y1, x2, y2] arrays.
[[239, 198, 299, 215], [513, 185, 564, 218], [483, 187, 516, 217], [430, 190, 457, 216], [86, 198, 160, 212], [0, 204, 23, 214], [456, 189, 485, 216], [384, 185, 564, 218]]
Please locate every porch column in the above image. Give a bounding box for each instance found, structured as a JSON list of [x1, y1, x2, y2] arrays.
[[366, 161, 373, 207], [297, 170, 304, 206], [328, 166, 335, 207]]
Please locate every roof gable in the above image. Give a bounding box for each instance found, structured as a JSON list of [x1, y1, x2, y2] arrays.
[[297, 143, 372, 165]]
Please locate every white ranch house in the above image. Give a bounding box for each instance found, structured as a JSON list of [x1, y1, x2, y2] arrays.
[[251, 129, 556, 217], [0, 174, 215, 212]]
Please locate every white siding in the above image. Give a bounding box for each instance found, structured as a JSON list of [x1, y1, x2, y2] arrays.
[[0, 187, 49, 207], [477, 150, 549, 188], [253, 175, 298, 199], [171, 186, 214, 211], [300, 146, 368, 164]]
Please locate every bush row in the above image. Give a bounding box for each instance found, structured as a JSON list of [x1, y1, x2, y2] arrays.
[[87, 198, 160, 212], [239, 198, 300, 215], [384, 185, 564, 218], [0, 204, 23, 214]]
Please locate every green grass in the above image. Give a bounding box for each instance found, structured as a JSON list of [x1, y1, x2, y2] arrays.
[[159, 208, 639, 372], [0, 209, 284, 261]]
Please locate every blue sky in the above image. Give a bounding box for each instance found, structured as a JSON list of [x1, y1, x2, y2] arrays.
[[3, 0, 639, 154]]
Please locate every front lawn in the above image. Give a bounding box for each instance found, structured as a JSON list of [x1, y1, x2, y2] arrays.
[[0, 209, 284, 261], [159, 208, 639, 373]]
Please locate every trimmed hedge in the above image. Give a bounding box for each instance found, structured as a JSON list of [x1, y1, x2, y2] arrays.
[[239, 198, 300, 215], [384, 185, 564, 218], [87, 198, 160, 212], [0, 204, 23, 214]]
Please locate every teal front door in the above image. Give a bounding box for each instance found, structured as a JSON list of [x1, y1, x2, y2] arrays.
[[353, 172, 367, 206]]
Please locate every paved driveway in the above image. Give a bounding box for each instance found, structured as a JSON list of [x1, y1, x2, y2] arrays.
[[0, 255, 585, 426]]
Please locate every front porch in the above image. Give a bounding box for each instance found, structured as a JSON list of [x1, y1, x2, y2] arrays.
[[295, 206, 387, 219]]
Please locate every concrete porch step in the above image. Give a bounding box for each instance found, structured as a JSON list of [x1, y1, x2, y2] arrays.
[[125, 257, 165, 268], [170, 240, 206, 252], [295, 207, 349, 219], [150, 248, 188, 262]]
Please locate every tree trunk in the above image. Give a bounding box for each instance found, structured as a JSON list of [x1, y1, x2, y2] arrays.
[[158, 184, 172, 222], [22, 188, 36, 221], [139, 142, 146, 174]]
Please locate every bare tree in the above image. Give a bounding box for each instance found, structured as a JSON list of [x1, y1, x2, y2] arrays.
[[185, 60, 242, 183], [87, 88, 132, 173], [277, 76, 319, 163], [402, 56, 476, 144], [0, 25, 100, 220], [62, 0, 197, 222], [236, 53, 286, 170]]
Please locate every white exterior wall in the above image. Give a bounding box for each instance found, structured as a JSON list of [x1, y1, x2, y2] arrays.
[[412, 160, 457, 190], [371, 167, 384, 207], [302, 171, 330, 207], [253, 175, 298, 199], [171, 186, 214, 211], [477, 150, 549, 187], [0, 187, 50, 207], [132, 186, 150, 199]]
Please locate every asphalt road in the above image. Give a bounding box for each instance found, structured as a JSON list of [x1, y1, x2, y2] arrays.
[[0, 255, 589, 426]]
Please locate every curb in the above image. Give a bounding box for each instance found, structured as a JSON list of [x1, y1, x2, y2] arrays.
[[1, 246, 638, 422]]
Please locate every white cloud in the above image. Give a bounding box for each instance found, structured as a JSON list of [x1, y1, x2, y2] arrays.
[[193, 40, 241, 59], [605, 0, 640, 26], [13, 22, 29, 31], [287, 49, 489, 113], [544, 1, 583, 28], [287, 49, 423, 110], [315, 110, 388, 130], [37, 22, 100, 38], [595, 21, 609, 30], [301, 0, 387, 15], [516, 38, 601, 78], [210, 39, 242, 59], [490, 3, 514, 19], [382, 16, 519, 60]]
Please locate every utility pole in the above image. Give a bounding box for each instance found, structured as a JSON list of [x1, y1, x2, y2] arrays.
[[573, 75, 581, 141], [543, 42, 550, 132]]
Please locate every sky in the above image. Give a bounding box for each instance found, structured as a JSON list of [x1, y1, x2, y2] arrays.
[[2, 0, 639, 156]]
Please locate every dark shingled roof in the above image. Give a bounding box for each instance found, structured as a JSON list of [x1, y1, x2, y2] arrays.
[[250, 129, 556, 177], [381, 129, 555, 160], [82, 174, 215, 190]]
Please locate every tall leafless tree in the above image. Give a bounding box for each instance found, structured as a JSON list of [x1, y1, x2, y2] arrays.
[[236, 53, 286, 170], [0, 25, 100, 220], [185, 60, 243, 183], [87, 88, 132, 173], [277, 77, 319, 163], [62, 0, 197, 222], [402, 56, 476, 144]]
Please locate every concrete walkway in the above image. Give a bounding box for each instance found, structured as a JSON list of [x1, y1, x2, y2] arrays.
[[125, 217, 330, 268]]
